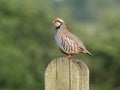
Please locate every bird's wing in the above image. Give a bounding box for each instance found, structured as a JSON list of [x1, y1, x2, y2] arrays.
[[66, 32, 87, 50], [66, 32, 93, 56]]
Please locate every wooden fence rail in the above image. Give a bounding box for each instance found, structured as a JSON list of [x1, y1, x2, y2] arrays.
[[45, 57, 89, 90]]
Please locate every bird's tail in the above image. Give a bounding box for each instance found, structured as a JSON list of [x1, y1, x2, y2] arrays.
[[86, 50, 93, 56]]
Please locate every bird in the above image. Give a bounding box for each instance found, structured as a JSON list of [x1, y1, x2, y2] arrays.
[[53, 18, 93, 58]]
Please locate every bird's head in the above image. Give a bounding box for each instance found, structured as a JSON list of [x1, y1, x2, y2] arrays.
[[53, 18, 65, 28]]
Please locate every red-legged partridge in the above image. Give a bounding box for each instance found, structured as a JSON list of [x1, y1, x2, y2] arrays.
[[53, 18, 93, 58]]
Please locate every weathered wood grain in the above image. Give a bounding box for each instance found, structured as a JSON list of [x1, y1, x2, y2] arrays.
[[45, 57, 89, 90]]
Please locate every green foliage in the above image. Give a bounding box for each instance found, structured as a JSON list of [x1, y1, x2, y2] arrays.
[[0, 0, 120, 90]]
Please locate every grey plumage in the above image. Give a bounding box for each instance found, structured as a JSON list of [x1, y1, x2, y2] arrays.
[[53, 18, 93, 57]]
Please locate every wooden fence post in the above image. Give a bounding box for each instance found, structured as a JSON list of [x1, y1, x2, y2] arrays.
[[45, 57, 89, 90]]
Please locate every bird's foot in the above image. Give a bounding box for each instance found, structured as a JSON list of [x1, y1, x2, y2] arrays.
[[66, 54, 71, 59]]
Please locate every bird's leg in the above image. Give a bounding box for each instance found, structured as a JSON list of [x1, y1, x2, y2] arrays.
[[66, 54, 71, 59]]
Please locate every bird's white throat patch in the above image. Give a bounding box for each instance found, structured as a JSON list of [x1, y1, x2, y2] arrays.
[[55, 22, 61, 27]]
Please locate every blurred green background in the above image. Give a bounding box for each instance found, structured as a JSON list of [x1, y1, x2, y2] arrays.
[[0, 0, 120, 90]]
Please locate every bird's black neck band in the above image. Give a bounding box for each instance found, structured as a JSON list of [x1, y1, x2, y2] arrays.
[[55, 22, 62, 29]]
